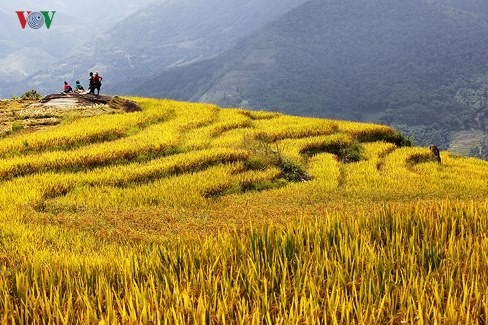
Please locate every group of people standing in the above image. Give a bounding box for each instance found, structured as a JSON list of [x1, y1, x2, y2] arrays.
[[62, 71, 103, 95]]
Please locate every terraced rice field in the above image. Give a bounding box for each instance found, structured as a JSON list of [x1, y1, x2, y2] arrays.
[[0, 97, 487, 323]]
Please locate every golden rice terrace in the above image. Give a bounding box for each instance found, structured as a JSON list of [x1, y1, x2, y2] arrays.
[[0, 97, 487, 324]]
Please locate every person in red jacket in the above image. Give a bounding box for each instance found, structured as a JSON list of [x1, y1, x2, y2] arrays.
[[62, 81, 73, 94], [93, 71, 103, 95]]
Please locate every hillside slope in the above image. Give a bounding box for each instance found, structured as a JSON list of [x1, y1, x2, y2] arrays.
[[137, 0, 488, 158], [0, 96, 485, 223], [0, 97, 486, 234], [0, 97, 487, 322]]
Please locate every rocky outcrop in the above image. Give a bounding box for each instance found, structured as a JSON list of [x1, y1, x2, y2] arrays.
[[108, 96, 142, 112], [32, 93, 113, 108]]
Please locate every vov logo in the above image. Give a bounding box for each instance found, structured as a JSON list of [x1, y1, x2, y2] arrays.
[[16, 11, 56, 30]]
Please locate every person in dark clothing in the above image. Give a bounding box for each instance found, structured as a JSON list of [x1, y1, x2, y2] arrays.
[[93, 71, 103, 95], [88, 72, 95, 94]]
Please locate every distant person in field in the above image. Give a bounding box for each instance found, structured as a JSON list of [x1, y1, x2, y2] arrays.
[[74, 80, 84, 93], [93, 71, 103, 95], [429, 144, 441, 164], [88, 72, 95, 94], [62, 81, 73, 94]]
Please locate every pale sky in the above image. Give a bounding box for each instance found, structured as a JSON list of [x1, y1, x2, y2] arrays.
[[0, 0, 154, 28]]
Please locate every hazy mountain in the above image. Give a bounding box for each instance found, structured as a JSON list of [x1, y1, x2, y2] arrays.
[[23, 0, 309, 96], [432, 0, 488, 17], [137, 0, 488, 158], [0, 0, 153, 97], [0, 48, 55, 82], [0, 0, 154, 34], [0, 10, 88, 96]]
